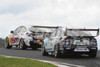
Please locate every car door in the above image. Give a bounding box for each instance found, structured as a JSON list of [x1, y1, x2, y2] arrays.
[[55, 29, 62, 42], [51, 29, 63, 51], [19, 26, 27, 38], [46, 29, 57, 51], [13, 27, 22, 45]]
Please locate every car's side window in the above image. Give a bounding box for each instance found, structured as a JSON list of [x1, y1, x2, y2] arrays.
[[14, 27, 21, 34], [51, 30, 57, 37], [20, 27, 26, 33], [56, 29, 62, 37]]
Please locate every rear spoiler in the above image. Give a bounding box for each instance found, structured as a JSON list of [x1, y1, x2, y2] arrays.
[[67, 28, 99, 36], [32, 31, 51, 34], [33, 26, 61, 28]]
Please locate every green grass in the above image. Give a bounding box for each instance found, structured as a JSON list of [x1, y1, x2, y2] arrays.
[[0, 56, 57, 67]]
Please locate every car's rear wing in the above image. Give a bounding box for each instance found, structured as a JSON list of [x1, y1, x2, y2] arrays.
[[32, 31, 51, 34], [30, 26, 61, 36], [33, 26, 61, 28], [66, 28, 99, 37]]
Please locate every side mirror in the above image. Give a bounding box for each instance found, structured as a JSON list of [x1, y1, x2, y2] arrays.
[[10, 31, 14, 33]]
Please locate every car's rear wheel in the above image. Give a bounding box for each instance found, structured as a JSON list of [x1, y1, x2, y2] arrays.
[[41, 43, 48, 56], [89, 52, 97, 58], [19, 39, 27, 50], [5, 37, 12, 49], [54, 44, 61, 58]]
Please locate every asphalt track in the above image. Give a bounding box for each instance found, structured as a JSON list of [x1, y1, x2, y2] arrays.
[[0, 48, 100, 67]]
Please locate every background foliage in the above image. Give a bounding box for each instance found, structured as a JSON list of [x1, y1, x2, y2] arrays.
[[0, 38, 5, 48]]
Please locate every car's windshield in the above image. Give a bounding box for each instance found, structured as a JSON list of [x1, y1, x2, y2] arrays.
[[65, 30, 93, 36]]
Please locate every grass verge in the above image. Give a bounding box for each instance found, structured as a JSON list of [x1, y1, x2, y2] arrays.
[[0, 56, 57, 67]]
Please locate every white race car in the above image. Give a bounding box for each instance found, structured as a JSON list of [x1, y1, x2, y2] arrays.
[[41, 27, 99, 58], [5, 25, 54, 50]]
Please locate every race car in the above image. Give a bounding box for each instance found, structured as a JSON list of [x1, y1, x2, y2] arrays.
[[5, 25, 56, 50], [41, 27, 99, 58]]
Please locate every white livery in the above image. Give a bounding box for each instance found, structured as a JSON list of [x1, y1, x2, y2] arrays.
[[41, 27, 99, 58]]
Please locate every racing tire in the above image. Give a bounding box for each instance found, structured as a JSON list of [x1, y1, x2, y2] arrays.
[[19, 39, 27, 50], [54, 44, 61, 58], [5, 37, 12, 49], [41, 43, 48, 56], [89, 52, 97, 58]]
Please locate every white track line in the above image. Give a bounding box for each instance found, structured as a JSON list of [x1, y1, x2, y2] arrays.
[[0, 55, 85, 67]]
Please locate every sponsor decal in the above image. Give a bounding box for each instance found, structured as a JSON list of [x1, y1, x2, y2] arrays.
[[45, 41, 47, 46], [8, 34, 13, 45], [50, 43, 53, 46]]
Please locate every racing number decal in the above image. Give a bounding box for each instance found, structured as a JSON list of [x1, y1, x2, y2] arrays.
[[45, 41, 48, 46], [8, 34, 19, 45], [10, 37, 19, 44]]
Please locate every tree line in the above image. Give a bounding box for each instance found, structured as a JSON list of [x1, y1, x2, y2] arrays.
[[0, 38, 5, 48]]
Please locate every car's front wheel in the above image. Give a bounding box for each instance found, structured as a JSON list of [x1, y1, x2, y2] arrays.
[[89, 52, 97, 58], [54, 44, 61, 58], [5, 37, 12, 49], [41, 43, 48, 56], [19, 39, 27, 50]]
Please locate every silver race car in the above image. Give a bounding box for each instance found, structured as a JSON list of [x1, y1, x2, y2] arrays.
[[41, 27, 99, 58]]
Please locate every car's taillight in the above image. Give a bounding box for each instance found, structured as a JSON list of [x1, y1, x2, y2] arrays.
[[91, 38, 97, 46], [34, 40, 40, 43], [63, 38, 73, 46], [93, 38, 97, 42], [67, 39, 73, 45], [65, 41, 70, 45], [34, 40, 38, 43]]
